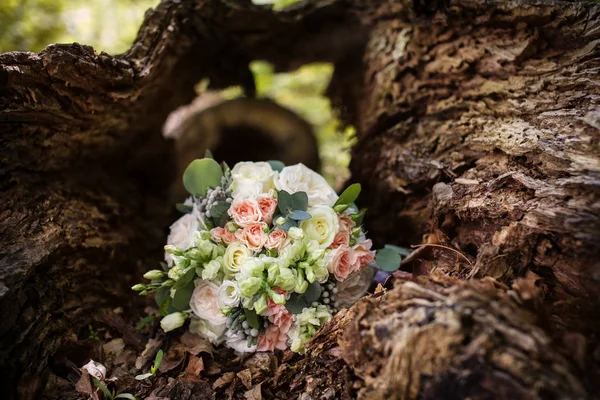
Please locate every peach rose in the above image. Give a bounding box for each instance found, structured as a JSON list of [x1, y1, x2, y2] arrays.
[[327, 245, 354, 281], [339, 214, 355, 232], [257, 324, 288, 352], [264, 229, 290, 251], [257, 196, 278, 224], [210, 227, 238, 245], [239, 222, 268, 251], [350, 239, 375, 272], [228, 198, 261, 228], [329, 214, 354, 249]]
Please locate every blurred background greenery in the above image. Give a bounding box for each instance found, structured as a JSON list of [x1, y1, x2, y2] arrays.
[[0, 0, 352, 189]]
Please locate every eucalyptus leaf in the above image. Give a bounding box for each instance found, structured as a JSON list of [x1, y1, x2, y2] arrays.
[[289, 210, 311, 221], [277, 190, 294, 214], [182, 158, 223, 197], [303, 282, 322, 303], [334, 183, 361, 208], [244, 309, 260, 329], [210, 201, 229, 220], [268, 160, 285, 172], [290, 191, 308, 212], [171, 281, 195, 311], [278, 218, 298, 231], [173, 267, 195, 289], [285, 294, 308, 314], [375, 248, 402, 272], [384, 244, 411, 257]]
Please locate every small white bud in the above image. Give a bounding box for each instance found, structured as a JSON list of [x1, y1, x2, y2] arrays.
[[160, 312, 187, 332], [143, 270, 164, 280]]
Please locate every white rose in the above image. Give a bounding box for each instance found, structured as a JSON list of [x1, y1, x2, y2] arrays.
[[223, 243, 252, 276], [230, 161, 276, 198], [165, 207, 201, 266], [189, 280, 227, 326], [189, 318, 226, 345], [274, 163, 338, 207], [217, 280, 241, 308], [160, 312, 187, 332], [225, 329, 257, 353], [300, 205, 340, 249]]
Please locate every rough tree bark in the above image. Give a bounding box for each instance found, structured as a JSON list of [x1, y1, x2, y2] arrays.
[[1, 0, 598, 399]]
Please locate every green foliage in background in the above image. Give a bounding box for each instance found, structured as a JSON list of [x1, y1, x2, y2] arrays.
[[0, 0, 158, 54], [216, 61, 355, 190]]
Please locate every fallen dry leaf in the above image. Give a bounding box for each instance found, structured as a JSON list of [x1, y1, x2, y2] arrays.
[[212, 371, 235, 390], [180, 331, 213, 356], [182, 356, 205, 382], [158, 343, 188, 373], [135, 338, 162, 370], [244, 383, 262, 400], [75, 371, 99, 400], [103, 338, 125, 357], [237, 369, 253, 390]]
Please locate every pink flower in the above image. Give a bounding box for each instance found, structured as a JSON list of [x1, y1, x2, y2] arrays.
[[239, 222, 268, 251], [327, 245, 354, 281], [330, 214, 355, 249], [351, 239, 375, 272], [210, 227, 238, 245], [258, 300, 293, 351], [264, 228, 290, 251], [228, 198, 261, 228], [257, 196, 278, 224], [257, 324, 288, 351]]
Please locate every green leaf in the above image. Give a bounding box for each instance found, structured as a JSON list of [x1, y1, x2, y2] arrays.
[[92, 378, 113, 400], [384, 244, 411, 257], [204, 149, 214, 159], [290, 192, 308, 212], [303, 282, 322, 303], [115, 394, 137, 400], [171, 281, 195, 311], [375, 248, 402, 272], [173, 267, 195, 290], [182, 158, 223, 197], [268, 160, 285, 172], [334, 183, 361, 208], [135, 373, 153, 381], [285, 294, 308, 314], [277, 190, 293, 214], [288, 210, 311, 221], [155, 286, 170, 308], [244, 309, 260, 329], [154, 349, 164, 370], [210, 201, 230, 227], [136, 315, 155, 330], [175, 203, 193, 213]]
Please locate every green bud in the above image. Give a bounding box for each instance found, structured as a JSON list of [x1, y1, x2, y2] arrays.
[[168, 266, 185, 281], [164, 245, 183, 255], [254, 293, 268, 315], [239, 277, 263, 297], [305, 268, 316, 283], [161, 279, 175, 287], [333, 204, 348, 213], [268, 290, 286, 305], [143, 270, 164, 280], [131, 284, 145, 291], [160, 312, 187, 332], [220, 306, 233, 315], [140, 290, 149, 296], [294, 270, 308, 294], [275, 216, 286, 226], [274, 268, 296, 291], [225, 221, 237, 233]]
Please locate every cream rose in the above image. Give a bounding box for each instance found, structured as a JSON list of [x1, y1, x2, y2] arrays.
[[189, 280, 227, 326], [164, 208, 200, 266], [230, 162, 276, 198], [274, 163, 338, 207], [300, 205, 340, 249], [217, 280, 241, 308], [228, 198, 262, 228], [239, 222, 268, 251], [223, 242, 252, 275], [189, 318, 226, 345]]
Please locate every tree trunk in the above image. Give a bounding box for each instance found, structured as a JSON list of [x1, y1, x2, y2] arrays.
[[1, 0, 599, 399]]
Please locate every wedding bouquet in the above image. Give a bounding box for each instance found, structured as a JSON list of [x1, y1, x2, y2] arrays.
[[134, 157, 399, 354]]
